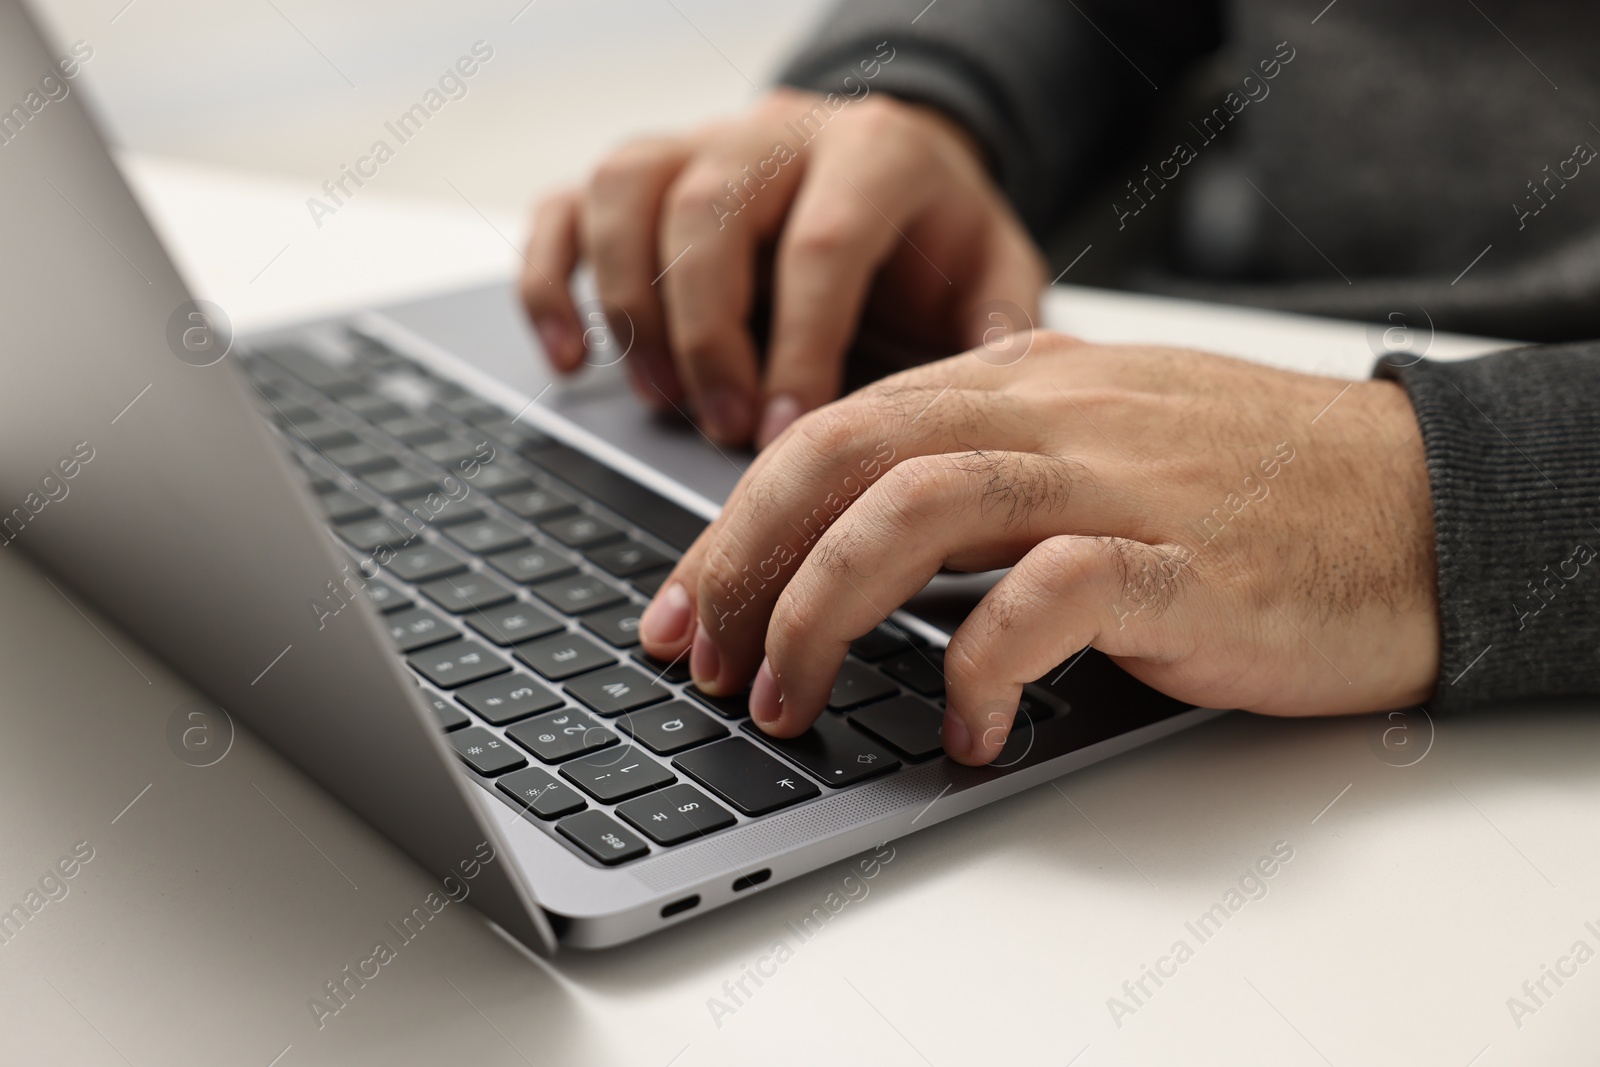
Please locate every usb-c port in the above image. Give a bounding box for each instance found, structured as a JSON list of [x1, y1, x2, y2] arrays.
[[731, 869, 771, 892]]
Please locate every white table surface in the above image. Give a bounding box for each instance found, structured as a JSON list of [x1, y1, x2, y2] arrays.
[[1, 156, 1591, 1067]]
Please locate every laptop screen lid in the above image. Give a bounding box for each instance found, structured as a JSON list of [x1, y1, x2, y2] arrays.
[[0, 0, 557, 955]]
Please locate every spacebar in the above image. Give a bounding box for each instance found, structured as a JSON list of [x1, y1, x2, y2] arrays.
[[531, 443, 708, 552]]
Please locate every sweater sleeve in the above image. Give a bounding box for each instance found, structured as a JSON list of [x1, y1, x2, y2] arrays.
[[1376, 346, 1600, 711], [776, 0, 1223, 240]]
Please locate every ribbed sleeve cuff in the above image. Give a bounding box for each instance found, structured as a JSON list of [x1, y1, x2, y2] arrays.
[[1376, 346, 1600, 711]]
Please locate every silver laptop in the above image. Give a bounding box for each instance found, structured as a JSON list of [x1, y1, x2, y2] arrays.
[[0, 0, 1218, 953]]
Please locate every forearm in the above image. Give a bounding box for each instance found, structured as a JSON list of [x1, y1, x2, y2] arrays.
[[777, 0, 1223, 240], [1379, 346, 1600, 709]]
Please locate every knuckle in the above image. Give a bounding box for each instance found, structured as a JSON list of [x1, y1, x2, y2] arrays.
[[764, 594, 809, 653], [662, 169, 727, 223], [848, 97, 913, 140], [785, 211, 863, 262], [1028, 534, 1093, 585], [795, 403, 871, 458], [873, 455, 954, 524], [943, 636, 991, 690], [588, 141, 671, 198]]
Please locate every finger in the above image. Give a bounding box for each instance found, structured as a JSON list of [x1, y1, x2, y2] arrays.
[[756, 132, 926, 448], [523, 189, 584, 371], [580, 138, 696, 410], [940, 535, 1194, 764], [656, 137, 809, 444], [638, 386, 1046, 691], [747, 451, 1143, 740], [953, 225, 1048, 356]]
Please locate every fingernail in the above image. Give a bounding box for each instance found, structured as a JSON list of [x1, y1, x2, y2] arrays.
[[536, 318, 576, 366], [941, 711, 971, 761], [697, 386, 747, 441], [640, 581, 692, 646], [750, 657, 781, 725], [690, 621, 723, 691], [627, 347, 677, 411], [755, 393, 802, 449]]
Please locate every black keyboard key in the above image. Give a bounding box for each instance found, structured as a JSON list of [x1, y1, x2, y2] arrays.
[[341, 393, 405, 421], [580, 602, 643, 647], [287, 418, 357, 449], [507, 708, 617, 763], [260, 343, 365, 395], [686, 687, 749, 720], [406, 638, 508, 688], [564, 665, 670, 716], [456, 673, 564, 725], [418, 572, 517, 614], [673, 738, 819, 816], [497, 766, 586, 820], [440, 396, 502, 422], [363, 466, 440, 499], [560, 752, 675, 803], [743, 715, 900, 786], [397, 494, 484, 527], [1016, 685, 1061, 723], [376, 414, 446, 444], [337, 517, 412, 552], [513, 631, 615, 680], [586, 540, 671, 578], [532, 573, 626, 615], [270, 403, 318, 426], [318, 489, 376, 523], [616, 784, 736, 846], [531, 443, 709, 552], [474, 417, 554, 452], [384, 606, 454, 651], [444, 518, 529, 555], [387, 543, 469, 582], [448, 726, 527, 776], [424, 693, 470, 731], [850, 623, 916, 662], [416, 438, 483, 466], [363, 577, 411, 613], [465, 602, 564, 646], [487, 544, 578, 584], [630, 568, 671, 598], [541, 513, 626, 549], [323, 442, 396, 473], [617, 701, 728, 755], [631, 649, 692, 683], [827, 661, 899, 710], [880, 649, 945, 697], [496, 485, 578, 521], [848, 695, 946, 761], [556, 810, 649, 865], [465, 464, 533, 494]]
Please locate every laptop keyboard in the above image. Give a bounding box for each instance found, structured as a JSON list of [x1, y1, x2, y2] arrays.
[[242, 331, 1074, 869]]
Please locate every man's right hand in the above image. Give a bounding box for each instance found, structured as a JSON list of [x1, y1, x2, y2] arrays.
[[521, 88, 1046, 448]]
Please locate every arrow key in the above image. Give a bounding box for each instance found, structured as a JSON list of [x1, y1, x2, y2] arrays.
[[673, 738, 821, 816]]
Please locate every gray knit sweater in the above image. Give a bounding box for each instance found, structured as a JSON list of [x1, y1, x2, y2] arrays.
[[780, 0, 1600, 712]]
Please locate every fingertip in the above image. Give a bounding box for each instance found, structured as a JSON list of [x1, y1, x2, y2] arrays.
[[640, 580, 693, 651], [749, 657, 781, 727], [534, 316, 581, 372], [624, 347, 683, 412], [689, 620, 725, 692], [755, 392, 803, 450], [696, 385, 755, 445], [941, 711, 976, 763]]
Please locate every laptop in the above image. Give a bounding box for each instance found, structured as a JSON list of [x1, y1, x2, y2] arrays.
[[0, 0, 1219, 953]]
